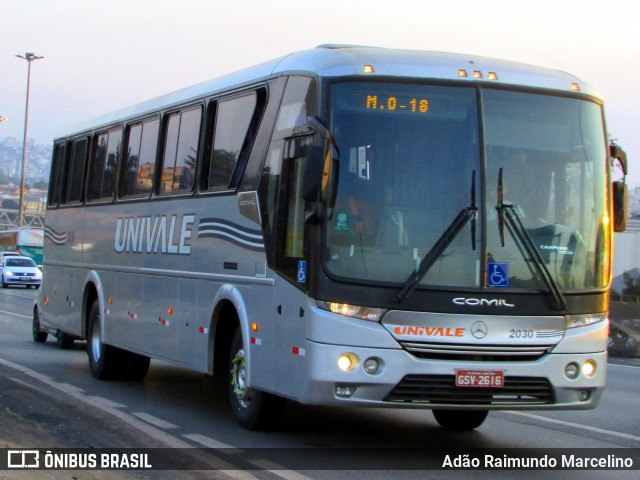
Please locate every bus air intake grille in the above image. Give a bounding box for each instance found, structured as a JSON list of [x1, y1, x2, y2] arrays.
[[384, 375, 554, 405], [399, 341, 554, 362]]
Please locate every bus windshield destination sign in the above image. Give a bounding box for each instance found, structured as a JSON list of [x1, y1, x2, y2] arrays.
[[365, 94, 429, 113]]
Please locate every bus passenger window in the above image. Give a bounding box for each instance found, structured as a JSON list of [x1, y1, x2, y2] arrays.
[[66, 139, 88, 203], [88, 129, 122, 201], [48, 143, 66, 207], [161, 107, 202, 194], [208, 93, 257, 190], [122, 118, 158, 197]]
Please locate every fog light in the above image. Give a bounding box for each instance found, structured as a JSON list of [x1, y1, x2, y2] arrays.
[[578, 390, 591, 401], [582, 360, 597, 378], [338, 353, 358, 372], [363, 358, 380, 375], [565, 362, 580, 380], [335, 385, 357, 397]]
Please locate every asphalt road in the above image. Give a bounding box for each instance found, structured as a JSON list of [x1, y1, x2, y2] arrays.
[[0, 286, 638, 479]]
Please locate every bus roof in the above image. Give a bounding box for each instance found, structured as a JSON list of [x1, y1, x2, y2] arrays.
[[55, 45, 601, 140]]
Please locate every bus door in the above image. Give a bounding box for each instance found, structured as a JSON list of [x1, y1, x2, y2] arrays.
[[272, 136, 313, 399]]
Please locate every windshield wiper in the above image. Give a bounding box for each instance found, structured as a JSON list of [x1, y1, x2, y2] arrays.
[[394, 172, 477, 303], [496, 168, 567, 310]]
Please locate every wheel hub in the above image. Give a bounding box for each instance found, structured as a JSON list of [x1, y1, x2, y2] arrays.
[[231, 348, 252, 408]]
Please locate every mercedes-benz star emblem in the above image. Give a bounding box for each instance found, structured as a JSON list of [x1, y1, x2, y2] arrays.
[[471, 320, 488, 339]]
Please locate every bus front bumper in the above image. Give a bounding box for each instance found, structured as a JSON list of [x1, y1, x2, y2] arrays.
[[298, 340, 606, 410]]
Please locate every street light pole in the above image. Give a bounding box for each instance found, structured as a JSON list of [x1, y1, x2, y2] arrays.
[[16, 52, 44, 228]]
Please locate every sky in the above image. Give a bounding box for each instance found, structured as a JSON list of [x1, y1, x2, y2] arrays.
[[1, 0, 639, 184]]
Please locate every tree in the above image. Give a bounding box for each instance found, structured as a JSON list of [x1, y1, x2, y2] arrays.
[[622, 270, 640, 296]]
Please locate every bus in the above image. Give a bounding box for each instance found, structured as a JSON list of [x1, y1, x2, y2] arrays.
[[33, 45, 628, 430], [0, 228, 44, 265]]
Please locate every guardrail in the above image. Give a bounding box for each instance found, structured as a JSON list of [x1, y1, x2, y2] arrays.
[[0, 208, 45, 228], [610, 294, 640, 304]]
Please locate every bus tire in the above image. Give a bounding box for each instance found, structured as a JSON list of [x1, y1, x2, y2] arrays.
[[432, 409, 488, 430], [87, 299, 126, 380], [56, 330, 74, 349], [32, 308, 48, 343], [228, 328, 285, 430]]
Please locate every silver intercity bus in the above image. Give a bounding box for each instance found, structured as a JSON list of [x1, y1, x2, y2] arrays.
[[33, 45, 629, 430]]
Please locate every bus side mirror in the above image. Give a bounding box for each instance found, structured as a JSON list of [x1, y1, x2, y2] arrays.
[[302, 146, 325, 202], [303, 146, 339, 201], [611, 143, 629, 232], [613, 180, 628, 232], [611, 144, 628, 176], [302, 145, 339, 222]]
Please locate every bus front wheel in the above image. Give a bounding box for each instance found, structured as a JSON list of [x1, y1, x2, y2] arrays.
[[228, 328, 285, 430], [432, 409, 489, 430]]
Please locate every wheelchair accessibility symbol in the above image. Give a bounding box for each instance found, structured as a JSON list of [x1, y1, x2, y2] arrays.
[[297, 260, 307, 284], [488, 262, 509, 287]]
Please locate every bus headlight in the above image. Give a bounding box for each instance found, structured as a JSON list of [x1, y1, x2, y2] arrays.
[[318, 301, 386, 322], [337, 353, 359, 372], [582, 360, 597, 378], [565, 313, 607, 329]]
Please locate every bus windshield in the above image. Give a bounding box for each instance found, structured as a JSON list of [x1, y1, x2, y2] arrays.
[[325, 82, 608, 293]]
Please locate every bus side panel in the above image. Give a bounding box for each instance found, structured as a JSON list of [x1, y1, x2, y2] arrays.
[[42, 208, 85, 335], [193, 279, 216, 373], [40, 264, 65, 330], [177, 277, 197, 366], [143, 274, 178, 360], [247, 281, 276, 393], [109, 271, 143, 351], [273, 278, 309, 400]]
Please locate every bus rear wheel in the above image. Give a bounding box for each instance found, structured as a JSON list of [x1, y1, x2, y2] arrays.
[[87, 299, 150, 381], [32, 308, 47, 343], [87, 299, 126, 380], [432, 409, 488, 430], [228, 328, 285, 430]]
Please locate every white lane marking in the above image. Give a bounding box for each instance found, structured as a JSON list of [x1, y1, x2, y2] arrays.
[[183, 433, 240, 451], [0, 290, 36, 300], [132, 412, 178, 429], [1, 356, 258, 479], [52, 382, 85, 395], [0, 309, 31, 319], [505, 411, 640, 443], [609, 363, 640, 369], [87, 396, 127, 409], [249, 460, 314, 480]]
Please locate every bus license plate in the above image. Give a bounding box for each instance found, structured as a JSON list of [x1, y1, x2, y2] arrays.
[[455, 370, 504, 388]]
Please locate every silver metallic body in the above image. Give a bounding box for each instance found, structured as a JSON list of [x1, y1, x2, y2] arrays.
[[39, 46, 608, 411]]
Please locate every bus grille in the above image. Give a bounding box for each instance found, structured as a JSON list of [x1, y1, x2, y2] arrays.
[[384, 375, 554, 405], [399, 341, 554, 362]]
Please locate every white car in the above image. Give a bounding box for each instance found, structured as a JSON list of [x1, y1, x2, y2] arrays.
[[1, 256, 42, 289], [0, 251, 20, 266]]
